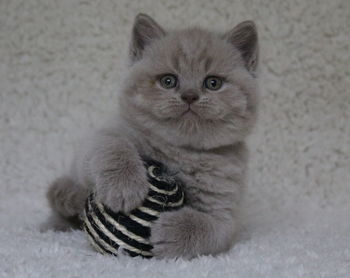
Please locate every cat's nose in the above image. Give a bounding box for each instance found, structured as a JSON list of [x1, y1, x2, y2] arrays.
[[181, 91, 199, 104]]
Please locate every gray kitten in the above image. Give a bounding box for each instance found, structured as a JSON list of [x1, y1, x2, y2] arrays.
[[43, 13, 259, 259]]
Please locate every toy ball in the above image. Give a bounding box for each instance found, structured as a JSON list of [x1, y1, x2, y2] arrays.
[[83, 158, 184, 258]]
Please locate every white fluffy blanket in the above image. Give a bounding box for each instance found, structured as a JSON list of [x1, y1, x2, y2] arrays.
[[1, 0, 349, 277]]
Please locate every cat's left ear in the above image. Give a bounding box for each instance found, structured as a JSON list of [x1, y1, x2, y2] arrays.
[[129, 13, 166, 63], [224, 21, 259, 73]]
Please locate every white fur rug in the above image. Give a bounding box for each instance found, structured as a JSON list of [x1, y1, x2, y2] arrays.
[[1, 0, 349, 277]]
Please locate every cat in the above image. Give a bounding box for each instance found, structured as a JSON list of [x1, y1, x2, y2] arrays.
[[43, 13, 259, 259]]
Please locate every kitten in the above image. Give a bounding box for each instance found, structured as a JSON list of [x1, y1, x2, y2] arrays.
[[43, 13, 259, 259]]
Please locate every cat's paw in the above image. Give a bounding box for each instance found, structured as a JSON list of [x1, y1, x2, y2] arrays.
[[95, 178, 149, 213], [150, 208, 200, 259], [40, 213, 81, 232], [47, 176, 87, 218]]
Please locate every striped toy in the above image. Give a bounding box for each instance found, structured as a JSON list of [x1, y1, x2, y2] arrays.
[[83, 158, 185, 258]]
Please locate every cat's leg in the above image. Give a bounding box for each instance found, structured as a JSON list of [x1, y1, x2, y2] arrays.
[[41, 176, 89, 232], [86, 131, 149, 213], [150, 206, 236, 259]]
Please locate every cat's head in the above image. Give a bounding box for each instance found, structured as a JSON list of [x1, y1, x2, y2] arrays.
[[120, 14, 259, 150]]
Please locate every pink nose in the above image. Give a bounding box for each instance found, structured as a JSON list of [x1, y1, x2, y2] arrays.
[[181, 91, 199, 104]]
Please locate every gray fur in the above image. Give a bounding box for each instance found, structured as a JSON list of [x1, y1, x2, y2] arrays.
[[43, 13, 259, 259]]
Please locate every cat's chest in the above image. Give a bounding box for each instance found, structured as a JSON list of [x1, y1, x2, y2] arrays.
[[146, 143, 234, 179], [167, 152, 215, 175]]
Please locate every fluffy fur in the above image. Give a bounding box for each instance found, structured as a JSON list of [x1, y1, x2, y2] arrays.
[[43, 13, 259, 259]]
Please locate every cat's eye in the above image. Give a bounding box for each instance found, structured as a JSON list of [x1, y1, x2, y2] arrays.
[[159, 74, 178, 89], [204, 76, 223, 91]]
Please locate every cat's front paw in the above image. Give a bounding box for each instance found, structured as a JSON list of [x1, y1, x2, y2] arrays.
[[150, 208, 200, 259], [95, 178, 149, 213]]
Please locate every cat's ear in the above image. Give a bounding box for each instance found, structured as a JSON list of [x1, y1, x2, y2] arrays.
[[129, 13, 166, 62], [224, 21, 259, 73]]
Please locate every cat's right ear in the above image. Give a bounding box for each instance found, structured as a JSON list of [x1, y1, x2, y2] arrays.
[[129, 13, 166, 63], [224, 21, 259, 73]]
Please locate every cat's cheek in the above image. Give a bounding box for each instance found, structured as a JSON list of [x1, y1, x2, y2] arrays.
[[132, 94, 146, 107]]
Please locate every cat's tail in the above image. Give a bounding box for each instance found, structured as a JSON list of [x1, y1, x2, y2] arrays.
[[41, 176, 89, 231]]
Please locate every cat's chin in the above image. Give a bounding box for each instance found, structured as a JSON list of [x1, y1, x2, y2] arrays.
[[151, 120, 247, 150]]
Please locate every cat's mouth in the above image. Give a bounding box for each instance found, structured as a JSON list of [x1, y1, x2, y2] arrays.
[[181, 106, 199, 117]]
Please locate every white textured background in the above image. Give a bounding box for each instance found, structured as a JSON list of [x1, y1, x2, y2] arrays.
[[1, 0, 349, 277]]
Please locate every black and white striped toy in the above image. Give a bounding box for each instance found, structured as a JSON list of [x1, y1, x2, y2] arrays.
[[83, 158, 185, 258]]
